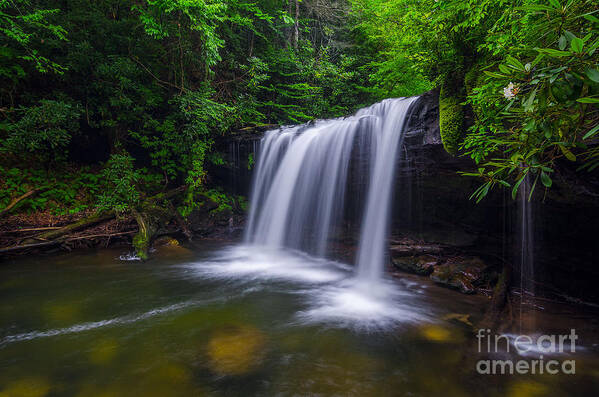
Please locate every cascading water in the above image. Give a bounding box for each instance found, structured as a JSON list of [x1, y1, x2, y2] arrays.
[[245, 97, 417, 277], [244, 119, 359, 255], [195, 97, 431, 327], [518, 176, 536, 330], [240, 97, 426, 326], [355, 97, 418, 282]]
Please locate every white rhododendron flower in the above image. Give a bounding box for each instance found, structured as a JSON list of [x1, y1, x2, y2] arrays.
[[503, 82, 518, 99]]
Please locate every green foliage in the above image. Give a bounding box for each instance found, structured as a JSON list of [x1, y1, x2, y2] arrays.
[[8, 0, 593, 217], [97, 154, 141, 213], [1, 0, 381, 218], [1, 100, 80, 164], [0, 0, 67, 82], [350, 0, 597, 201], [461, 0, 599, 201], [0, 165, 101, 215]]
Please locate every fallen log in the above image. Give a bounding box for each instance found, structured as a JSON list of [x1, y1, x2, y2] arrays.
[[6, 227, 62, 233], [1, 185, 188, 257], [22, 211, 116, 245], [66, 231, 137, 240], [0, 189, 40, 218], [0, 240, 61, 253], [0, 231, 136, 254]]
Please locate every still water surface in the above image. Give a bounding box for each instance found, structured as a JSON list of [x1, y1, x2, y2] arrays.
[[1, 242, 598, 396]]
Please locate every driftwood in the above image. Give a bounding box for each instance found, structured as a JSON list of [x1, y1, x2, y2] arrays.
[[0, 185, 188, 257], [21, 211, 116, 245], [0, 231, 137, 254], [0, 240, 61, 253], [6, 227, 61, 233]]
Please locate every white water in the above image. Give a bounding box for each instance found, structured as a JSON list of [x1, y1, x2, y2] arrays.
[[245, 97, 417, 281], [235, 98, 424, 327], [355, 97, 418, 281]]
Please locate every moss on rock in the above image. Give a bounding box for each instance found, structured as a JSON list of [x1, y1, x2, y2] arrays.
[[132, 204, 172, 260], [439, 83, 464, 155]]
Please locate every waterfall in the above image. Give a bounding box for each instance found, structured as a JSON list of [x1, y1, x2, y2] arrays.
[[518, 175, 535, 330], [355, 97, 417, 281], [245, 97, 417, 280], [519, 177, 535, 297]]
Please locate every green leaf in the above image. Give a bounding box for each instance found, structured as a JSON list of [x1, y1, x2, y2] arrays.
[[541, 171, 552, 187], [586, 69, 599, 83], [571, 37, 584, 53], [583, 14, 599, 24], [484, 71, 507, 78], [512, 175, 526, 200], [576, 97, 599, 103], [558, 144, 577, 161], [524, 87, 538, 111], [583, 124, 599, 140], [506, 55, 525, 71], [558, 35, 567, 50], [538, 48, 572, 57], [548, 0, 561, 8], [499, 64, 511, 74]]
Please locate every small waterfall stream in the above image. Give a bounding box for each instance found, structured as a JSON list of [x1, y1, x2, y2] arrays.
[[245, 98, 417, 280], [355, 97, 418, 282], [518, 175, 536, 330]]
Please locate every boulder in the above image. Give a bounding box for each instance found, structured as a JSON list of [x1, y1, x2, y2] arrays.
[[392, 255, 438, 276], [430, 256, 488, 294]]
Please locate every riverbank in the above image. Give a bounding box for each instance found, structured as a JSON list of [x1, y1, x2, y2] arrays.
[[0, 186, 246, 259]]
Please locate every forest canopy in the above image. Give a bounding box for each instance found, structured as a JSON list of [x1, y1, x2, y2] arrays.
[[1, 0, 597, 216]]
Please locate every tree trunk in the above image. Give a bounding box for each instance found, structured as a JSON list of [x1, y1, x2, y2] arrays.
[[479, 264, 512, 330], [293, 0, 299, 48]]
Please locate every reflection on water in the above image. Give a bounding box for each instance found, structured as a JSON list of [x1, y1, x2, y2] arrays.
[[1, 243, 598, 396]]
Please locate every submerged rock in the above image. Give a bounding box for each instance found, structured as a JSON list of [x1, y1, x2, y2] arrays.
[[153, 236, 180, 247], [206, 325, 266, 376], [88, 338, 119, 365], [0, 377, 52, 397], [442, 313, 473, 327]]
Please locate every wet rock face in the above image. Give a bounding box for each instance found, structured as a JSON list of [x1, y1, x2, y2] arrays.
[[392, 255, 438, 276], [390, 237, 497, 295], [389, 238, 444, 256], [404, 88, 441, 147], [430, 257, 489, 294]]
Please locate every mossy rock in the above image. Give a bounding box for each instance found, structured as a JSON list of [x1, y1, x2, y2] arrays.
[[153, 236, 180, 247], [392, 255, 438, 276], [133, 205, 172, 260], [464, 66, 486, 120], [439, 83, 464, 155]]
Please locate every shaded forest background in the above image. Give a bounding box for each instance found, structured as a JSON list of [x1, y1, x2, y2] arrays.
[[1, 0, 597, 223]]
